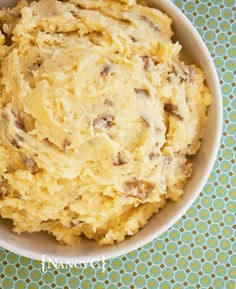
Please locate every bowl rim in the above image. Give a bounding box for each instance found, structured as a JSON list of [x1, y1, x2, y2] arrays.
[[0, 0, 223, 263]]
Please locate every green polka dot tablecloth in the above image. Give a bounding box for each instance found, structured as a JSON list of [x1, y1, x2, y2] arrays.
[[0, 0, 235, 288]]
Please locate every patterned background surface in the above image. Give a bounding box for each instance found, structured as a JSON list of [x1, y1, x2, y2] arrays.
[[0, 0, 235, 288]]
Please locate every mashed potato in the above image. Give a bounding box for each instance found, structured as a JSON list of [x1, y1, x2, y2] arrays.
[[0, 0, 212, 245]]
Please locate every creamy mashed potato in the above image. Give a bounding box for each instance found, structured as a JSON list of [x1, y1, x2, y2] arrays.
[[0, 0, 212, 245]]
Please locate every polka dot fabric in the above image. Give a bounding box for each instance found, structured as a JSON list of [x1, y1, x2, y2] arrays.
[[0, 0, 235, 288]]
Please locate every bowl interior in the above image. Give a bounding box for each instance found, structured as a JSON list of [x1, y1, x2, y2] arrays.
[[0, 0, 222, 262]]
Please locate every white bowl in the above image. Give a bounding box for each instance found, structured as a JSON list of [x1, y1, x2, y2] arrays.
[[0, 0, 222, 262]]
